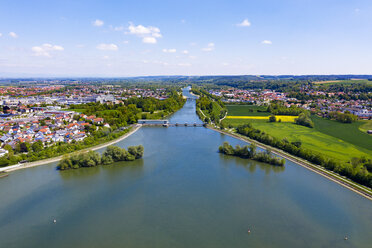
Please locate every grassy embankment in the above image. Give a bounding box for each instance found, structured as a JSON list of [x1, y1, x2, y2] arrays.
[[223, 105, 372, 163]]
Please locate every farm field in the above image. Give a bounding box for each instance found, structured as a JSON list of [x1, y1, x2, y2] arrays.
[[226, 105, 270, 116], [226, 115, 297, 122], [222, 118, 372, 162], [359, 120, 372, 134], [311, 116, 372, 150], [313, 79, 372, 85]]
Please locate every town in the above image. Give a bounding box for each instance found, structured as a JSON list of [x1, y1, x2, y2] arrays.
[[208, 85, 372, 119], [0, 84, 172, 157]]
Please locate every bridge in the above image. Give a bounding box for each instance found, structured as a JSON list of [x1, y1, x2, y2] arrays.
[[138, 119, 205, 127]]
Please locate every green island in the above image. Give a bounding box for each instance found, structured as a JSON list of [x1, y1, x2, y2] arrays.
[[58, 145, 144, 170], [219, 141, 285, 166]]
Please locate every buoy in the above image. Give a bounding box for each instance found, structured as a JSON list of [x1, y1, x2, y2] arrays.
[[53, 219, 57, 223], [344, 236, 348, 240], [248, 229, 251, 234]]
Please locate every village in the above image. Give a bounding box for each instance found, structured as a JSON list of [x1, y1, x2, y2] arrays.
[[209, 87, 372, 119]]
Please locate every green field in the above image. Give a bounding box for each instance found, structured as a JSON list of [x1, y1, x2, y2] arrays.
[[311, 116, 372, 150], [222, 118, 372, 162], [359, 120, 372, 134], [226, 105, 270, 116], [313, 79, 372, 85]]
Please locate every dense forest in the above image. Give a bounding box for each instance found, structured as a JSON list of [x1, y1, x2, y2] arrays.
[[219, 141, 285, 166], [58, 145, 144, 170]]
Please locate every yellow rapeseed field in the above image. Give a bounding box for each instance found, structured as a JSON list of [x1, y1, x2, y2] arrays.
[[226, 115, 298, 122]]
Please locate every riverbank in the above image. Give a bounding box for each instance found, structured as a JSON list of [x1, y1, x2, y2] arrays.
[[2, 124, 142, 173], [208, 125, 372, 201]]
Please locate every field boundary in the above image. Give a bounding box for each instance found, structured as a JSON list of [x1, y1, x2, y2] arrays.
[[208, 125, 372, 201]]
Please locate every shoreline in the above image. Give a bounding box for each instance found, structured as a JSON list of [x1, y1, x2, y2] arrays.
[[208, 126, 372, 201], [3, 124, 142, 173]]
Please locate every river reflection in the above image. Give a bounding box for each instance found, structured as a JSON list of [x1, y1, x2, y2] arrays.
[[219, 153, 285, 174]]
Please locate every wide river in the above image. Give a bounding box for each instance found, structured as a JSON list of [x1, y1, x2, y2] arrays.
[[0, 88, 371, 248]]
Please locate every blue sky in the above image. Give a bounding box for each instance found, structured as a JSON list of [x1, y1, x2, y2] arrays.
[[0, 0, 372, 77]]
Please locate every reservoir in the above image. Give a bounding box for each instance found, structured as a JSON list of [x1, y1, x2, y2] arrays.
[[0, 87, 371, 248]]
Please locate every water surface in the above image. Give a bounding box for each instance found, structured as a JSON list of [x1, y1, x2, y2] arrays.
[[0, 87, 371, 248]]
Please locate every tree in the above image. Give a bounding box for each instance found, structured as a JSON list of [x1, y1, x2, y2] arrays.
[[295, 113, 314, 128], [269, 115, 276, 122], [32, 141, 43, 152]]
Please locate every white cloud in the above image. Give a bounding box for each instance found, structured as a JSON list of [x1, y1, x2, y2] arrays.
[[142, 37, 157, 44], [182, 50, 189, 54], [162, 48, 177, 53], [237, 19, 251, 27], [178, 63, 191, 67], [127, 23, 162, 44], [32, 43, 64, 57], [96, 43, 118, 51], [9, 32, 18, 38], [181, 19, 186, 24], [123, 40, 129, 44], [261, 40, 272, 45], [222, 62, 229, 66], [93, 19, 104, 27], [202, 43, 215, 52], [103, 55, 109, 60], [0, 33, 2, 37]]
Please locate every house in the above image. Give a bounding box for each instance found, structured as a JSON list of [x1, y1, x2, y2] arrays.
[[0, 135, 12, 143], [0, 148, 8, 157], [92, 118, 104, 124]]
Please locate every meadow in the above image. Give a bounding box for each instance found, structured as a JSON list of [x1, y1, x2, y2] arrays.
[[223, 105, 372, 162], [226, 105, 270, 116], [226, 115, 297, 122], [359, 120, 372, 134], [313, 79, 372, 85]]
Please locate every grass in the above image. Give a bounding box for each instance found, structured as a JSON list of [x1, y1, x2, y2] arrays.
[[226, 105, 270, 116], [311, 116, 372, 151], [313, 79, 372, 85], [359, 120, 372, 133], [226, 115, 298, 122], [222, 118, 372, 162]]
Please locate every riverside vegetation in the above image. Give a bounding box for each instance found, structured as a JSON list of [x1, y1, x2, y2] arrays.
[[235, 123, 372, 188], [219, 141, 285, 166], [58, 145, 144, 170]]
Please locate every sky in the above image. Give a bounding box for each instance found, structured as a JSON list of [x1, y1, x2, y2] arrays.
[[0, 0, 372, 77]]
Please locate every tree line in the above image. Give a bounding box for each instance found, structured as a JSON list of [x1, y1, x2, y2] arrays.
[[58, 145, 144, 170], [192, 87, 227, 125], [219, 141, 285, 166], [236, 123, 372, 188]]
